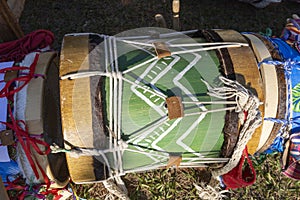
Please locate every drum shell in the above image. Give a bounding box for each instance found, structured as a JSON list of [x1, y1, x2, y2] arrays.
[[201, 29, 265, 155], [59, 29, 268, 182], [59, 34, 109, 184], [16, 52, 69, 188], [243, 33, 286, 153]]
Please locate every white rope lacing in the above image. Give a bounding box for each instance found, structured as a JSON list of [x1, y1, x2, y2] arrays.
[[115, 30, 199, 40], [50, 141, 128, 157], [194, 182, 229, 200], [59, 73, 260, 177], [170, 43, 248, 55], [202, 76, 262, 177], [51, 142, 130, 198], [103, 179, 130, 200], [119, 39, 248, 56]]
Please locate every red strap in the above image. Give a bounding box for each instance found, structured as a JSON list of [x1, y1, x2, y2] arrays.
[[5, 176, 28, 199], [0, 53, 40, 98], [5, 175, 63, 199], [5, 176, 25, 191], [40, 188, 63, 199], [1, 106, 51, 189]]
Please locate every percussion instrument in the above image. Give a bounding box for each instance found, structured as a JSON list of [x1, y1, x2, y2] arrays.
[[59, 28, 265, 182]]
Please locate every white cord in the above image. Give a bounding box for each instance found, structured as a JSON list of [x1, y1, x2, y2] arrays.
[[203, 77, 262, 177]]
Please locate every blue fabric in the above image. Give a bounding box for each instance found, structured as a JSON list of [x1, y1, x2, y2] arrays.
[[0, 160, 20, 183], [264, 136, 284, 154], [262, 38, 300, 154]]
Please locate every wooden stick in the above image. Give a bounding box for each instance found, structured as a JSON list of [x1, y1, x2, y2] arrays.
[[292, 14, 300, 19], [0, 177, 9, 200], [155, 14, 167, 28], [172, 0, 180, 14], [0, 0, 24, 39]]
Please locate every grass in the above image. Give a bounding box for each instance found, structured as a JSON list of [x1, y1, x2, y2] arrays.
[[71, 154, 300, 199], [71, 168, 213, 199], [233, 153, 300, 199], [20, 0, 300, 50]]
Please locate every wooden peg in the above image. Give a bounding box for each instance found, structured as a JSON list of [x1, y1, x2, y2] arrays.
[[155, 14, 167, 28], [172, 0, 180, 30], [0, 130, 14, 146], [166, 96, 184, 120], [153, 42, 171, 59], [4, 70, 18, 82]]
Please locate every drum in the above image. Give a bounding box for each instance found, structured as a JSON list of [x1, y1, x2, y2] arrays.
[[15, 51, 69, 188], [59, 28, 264, 183]]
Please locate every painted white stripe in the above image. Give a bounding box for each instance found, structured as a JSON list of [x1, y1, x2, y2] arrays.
[[122, 57, 156, 74], [169, 42, 248, 47], [176, 114, 206, 157], [151, 70, 158, 75], [151, 56, 180, 84], [128, 116, 168, 144], [147, 75, 153, 79], [152, 118, 182, 151]]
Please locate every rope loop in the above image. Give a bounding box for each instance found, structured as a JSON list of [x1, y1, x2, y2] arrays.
[[203, 76, 262, 177]]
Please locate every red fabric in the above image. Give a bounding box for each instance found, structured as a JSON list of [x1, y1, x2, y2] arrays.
[[222, 147, 256, 189], [40, 189, 63, 200], [282, 133, 300, 180], [0, 29, 54, 62], [5, 175, 63, 199], [0, 54, 51, 187]]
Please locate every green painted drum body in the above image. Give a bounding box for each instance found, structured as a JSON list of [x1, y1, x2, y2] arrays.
[[60, 28, 263, 183]]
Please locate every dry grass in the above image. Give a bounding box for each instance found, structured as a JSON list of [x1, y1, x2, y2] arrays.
[[71, 154, 300, 199]]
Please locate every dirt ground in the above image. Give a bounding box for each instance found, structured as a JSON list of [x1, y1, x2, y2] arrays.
[[20, 0, 300, 50]]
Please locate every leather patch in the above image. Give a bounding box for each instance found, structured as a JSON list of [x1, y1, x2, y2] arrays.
[[4, 70, 18, 82], [167, 154, 182, 168], [166, 96, 184, 120], [153, 42, 171, 59], [0, 130, 14, 145]]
